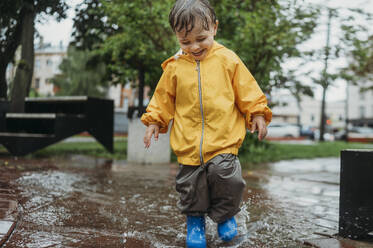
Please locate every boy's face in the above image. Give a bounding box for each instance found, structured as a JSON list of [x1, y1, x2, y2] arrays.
[[176, 20, 218, 61]]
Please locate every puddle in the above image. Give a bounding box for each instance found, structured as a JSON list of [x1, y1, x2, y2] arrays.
[[4, 156, 343, 247]]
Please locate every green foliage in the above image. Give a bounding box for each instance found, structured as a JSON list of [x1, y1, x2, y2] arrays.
[[0, 0, 69, 99], [212, 0, 319, 94], [51, 46, 108, 97], [72, 0, 115, 50], [3, 138, 369, 166], [71, 0, 121, 84], [28, 88, 40, 98], [238, 132, 272, 164], [340, 10, 373, 90], [27, 138, 128, 160], [98, 0, 177, 88], [71, 0, 320, 96]]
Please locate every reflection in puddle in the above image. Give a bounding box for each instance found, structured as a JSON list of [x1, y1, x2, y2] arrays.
[[5, 156, 342, 247]]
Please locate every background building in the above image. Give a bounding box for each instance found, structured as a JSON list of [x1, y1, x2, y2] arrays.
[[347, 83, 373, 127], [270, 91, 347, 131], [32, 42, 67, 96]]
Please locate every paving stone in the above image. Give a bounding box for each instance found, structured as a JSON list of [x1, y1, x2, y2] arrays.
[[0, 200, 17, 220], [0, 193, 16, 200], [0, 209, 7, 219], [0, 220, 14, 234], [0, 221, 16, 247], [304, 237, 373, 248], [0, 201, 8, 208], [0, 234, 6, 247], [314, 229, 338, 238], [0, 189, 13, 194], [312, 217, 338, 230], [304, 238, 356, 248]]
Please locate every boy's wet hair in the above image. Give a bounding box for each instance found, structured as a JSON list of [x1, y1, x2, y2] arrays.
[[169, 0, 217, 36]]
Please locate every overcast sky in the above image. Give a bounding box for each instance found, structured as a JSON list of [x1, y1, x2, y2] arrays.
[[35, 0, 373, 102]]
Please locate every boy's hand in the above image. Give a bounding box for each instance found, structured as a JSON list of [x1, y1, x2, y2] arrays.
[[144, 124, 160, 148], [251, 115, 267, 141]]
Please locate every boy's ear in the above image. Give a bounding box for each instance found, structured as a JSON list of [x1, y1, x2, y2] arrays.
[[213, 20, 219, 35]]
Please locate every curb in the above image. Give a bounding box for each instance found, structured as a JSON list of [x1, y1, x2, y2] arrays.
[[0, 182, 19, 247]]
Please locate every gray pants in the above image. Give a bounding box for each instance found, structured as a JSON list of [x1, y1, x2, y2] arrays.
[[175, 153, 246, 223]]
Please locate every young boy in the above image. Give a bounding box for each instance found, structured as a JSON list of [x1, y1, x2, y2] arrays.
[[141, 0, 272, 247]]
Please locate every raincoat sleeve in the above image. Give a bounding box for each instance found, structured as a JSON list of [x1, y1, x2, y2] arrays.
[[232, 58, 272, 130], [140, 64, 176, 133]]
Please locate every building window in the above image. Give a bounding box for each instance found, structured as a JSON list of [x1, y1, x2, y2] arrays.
[[35, 78, 40, 89], [360, 106, 365, 118], [46, 59, 53, 66], [35, 59, 40, 69], [339, 115, 343, 121], [311, 114, 315, 122], [359, 90, 365, 100]]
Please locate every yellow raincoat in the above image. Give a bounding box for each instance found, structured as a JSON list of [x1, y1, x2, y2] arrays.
[[141, 41, 272, 165]]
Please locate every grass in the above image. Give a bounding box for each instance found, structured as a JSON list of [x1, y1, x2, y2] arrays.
[[0, 137, 372, 165], [239, 141, 372, 165]]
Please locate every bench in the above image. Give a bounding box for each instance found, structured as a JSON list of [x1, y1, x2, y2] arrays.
[[339, 149, 373, 239], [0, 96, 113, 156]]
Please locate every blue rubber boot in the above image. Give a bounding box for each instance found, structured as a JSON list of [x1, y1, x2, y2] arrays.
[[186, 216, 206, 248], [218, 216, 237, 242]]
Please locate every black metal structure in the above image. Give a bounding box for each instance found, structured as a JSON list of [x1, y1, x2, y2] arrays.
[[0, 96, 113, 156], [339, 149, 373, 239], [349, 118, 373, 128]]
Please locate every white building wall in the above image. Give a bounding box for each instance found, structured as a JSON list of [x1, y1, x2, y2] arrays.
[[347, 83, 373, 120], [32, 46, 66, 96], [300, 98, 321, 127], [271, 91, 346, 130], [108, 84, 122, 109]]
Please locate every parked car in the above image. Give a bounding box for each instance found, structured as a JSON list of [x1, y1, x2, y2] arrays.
[[347, 126, 373, 142], [300, 125, 316, 140], [313, 129, 335, 141], [334, 129, 347, 140], [267, 122, 300, 138]]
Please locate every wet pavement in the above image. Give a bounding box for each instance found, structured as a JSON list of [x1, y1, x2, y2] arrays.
[[0, 155, 373, 247]]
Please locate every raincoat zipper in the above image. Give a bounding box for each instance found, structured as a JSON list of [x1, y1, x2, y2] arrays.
[[196, 60, 205, 166]]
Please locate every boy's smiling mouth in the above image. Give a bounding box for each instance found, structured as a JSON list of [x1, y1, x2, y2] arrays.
[[192, 49, 206, 57]]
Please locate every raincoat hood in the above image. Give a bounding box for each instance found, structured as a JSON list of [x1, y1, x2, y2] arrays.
[[161, 41, 224, 69]]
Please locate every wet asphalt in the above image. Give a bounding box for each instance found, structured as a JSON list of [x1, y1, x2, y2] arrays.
[[1, 155, 373, 247]]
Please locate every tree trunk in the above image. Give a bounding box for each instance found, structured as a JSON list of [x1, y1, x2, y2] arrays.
[[10, 2, 35, 113], [0, 10, 23, 100], [138, 67, 144, 108], [137, 67, 145, 117]]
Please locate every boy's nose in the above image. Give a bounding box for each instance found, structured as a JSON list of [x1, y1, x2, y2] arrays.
[[190, 43, 200, 52]]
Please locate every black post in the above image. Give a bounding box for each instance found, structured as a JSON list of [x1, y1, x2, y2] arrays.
[[339, 149, 373, 239]]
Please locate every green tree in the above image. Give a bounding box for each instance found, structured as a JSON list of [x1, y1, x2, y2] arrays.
[[71, 0, 121, 88], [212, 0, 320, 94], [52, 46, 108, 97], [0, 0, 68, 110], [71, 0, 177, 117], [340, 10, 373, 91], [312, 8, 339, 141], [72, 0, 116, 51], [71, 0, 319, 117], [310, 7, 372, 140], [99, 0, 176, 115]]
